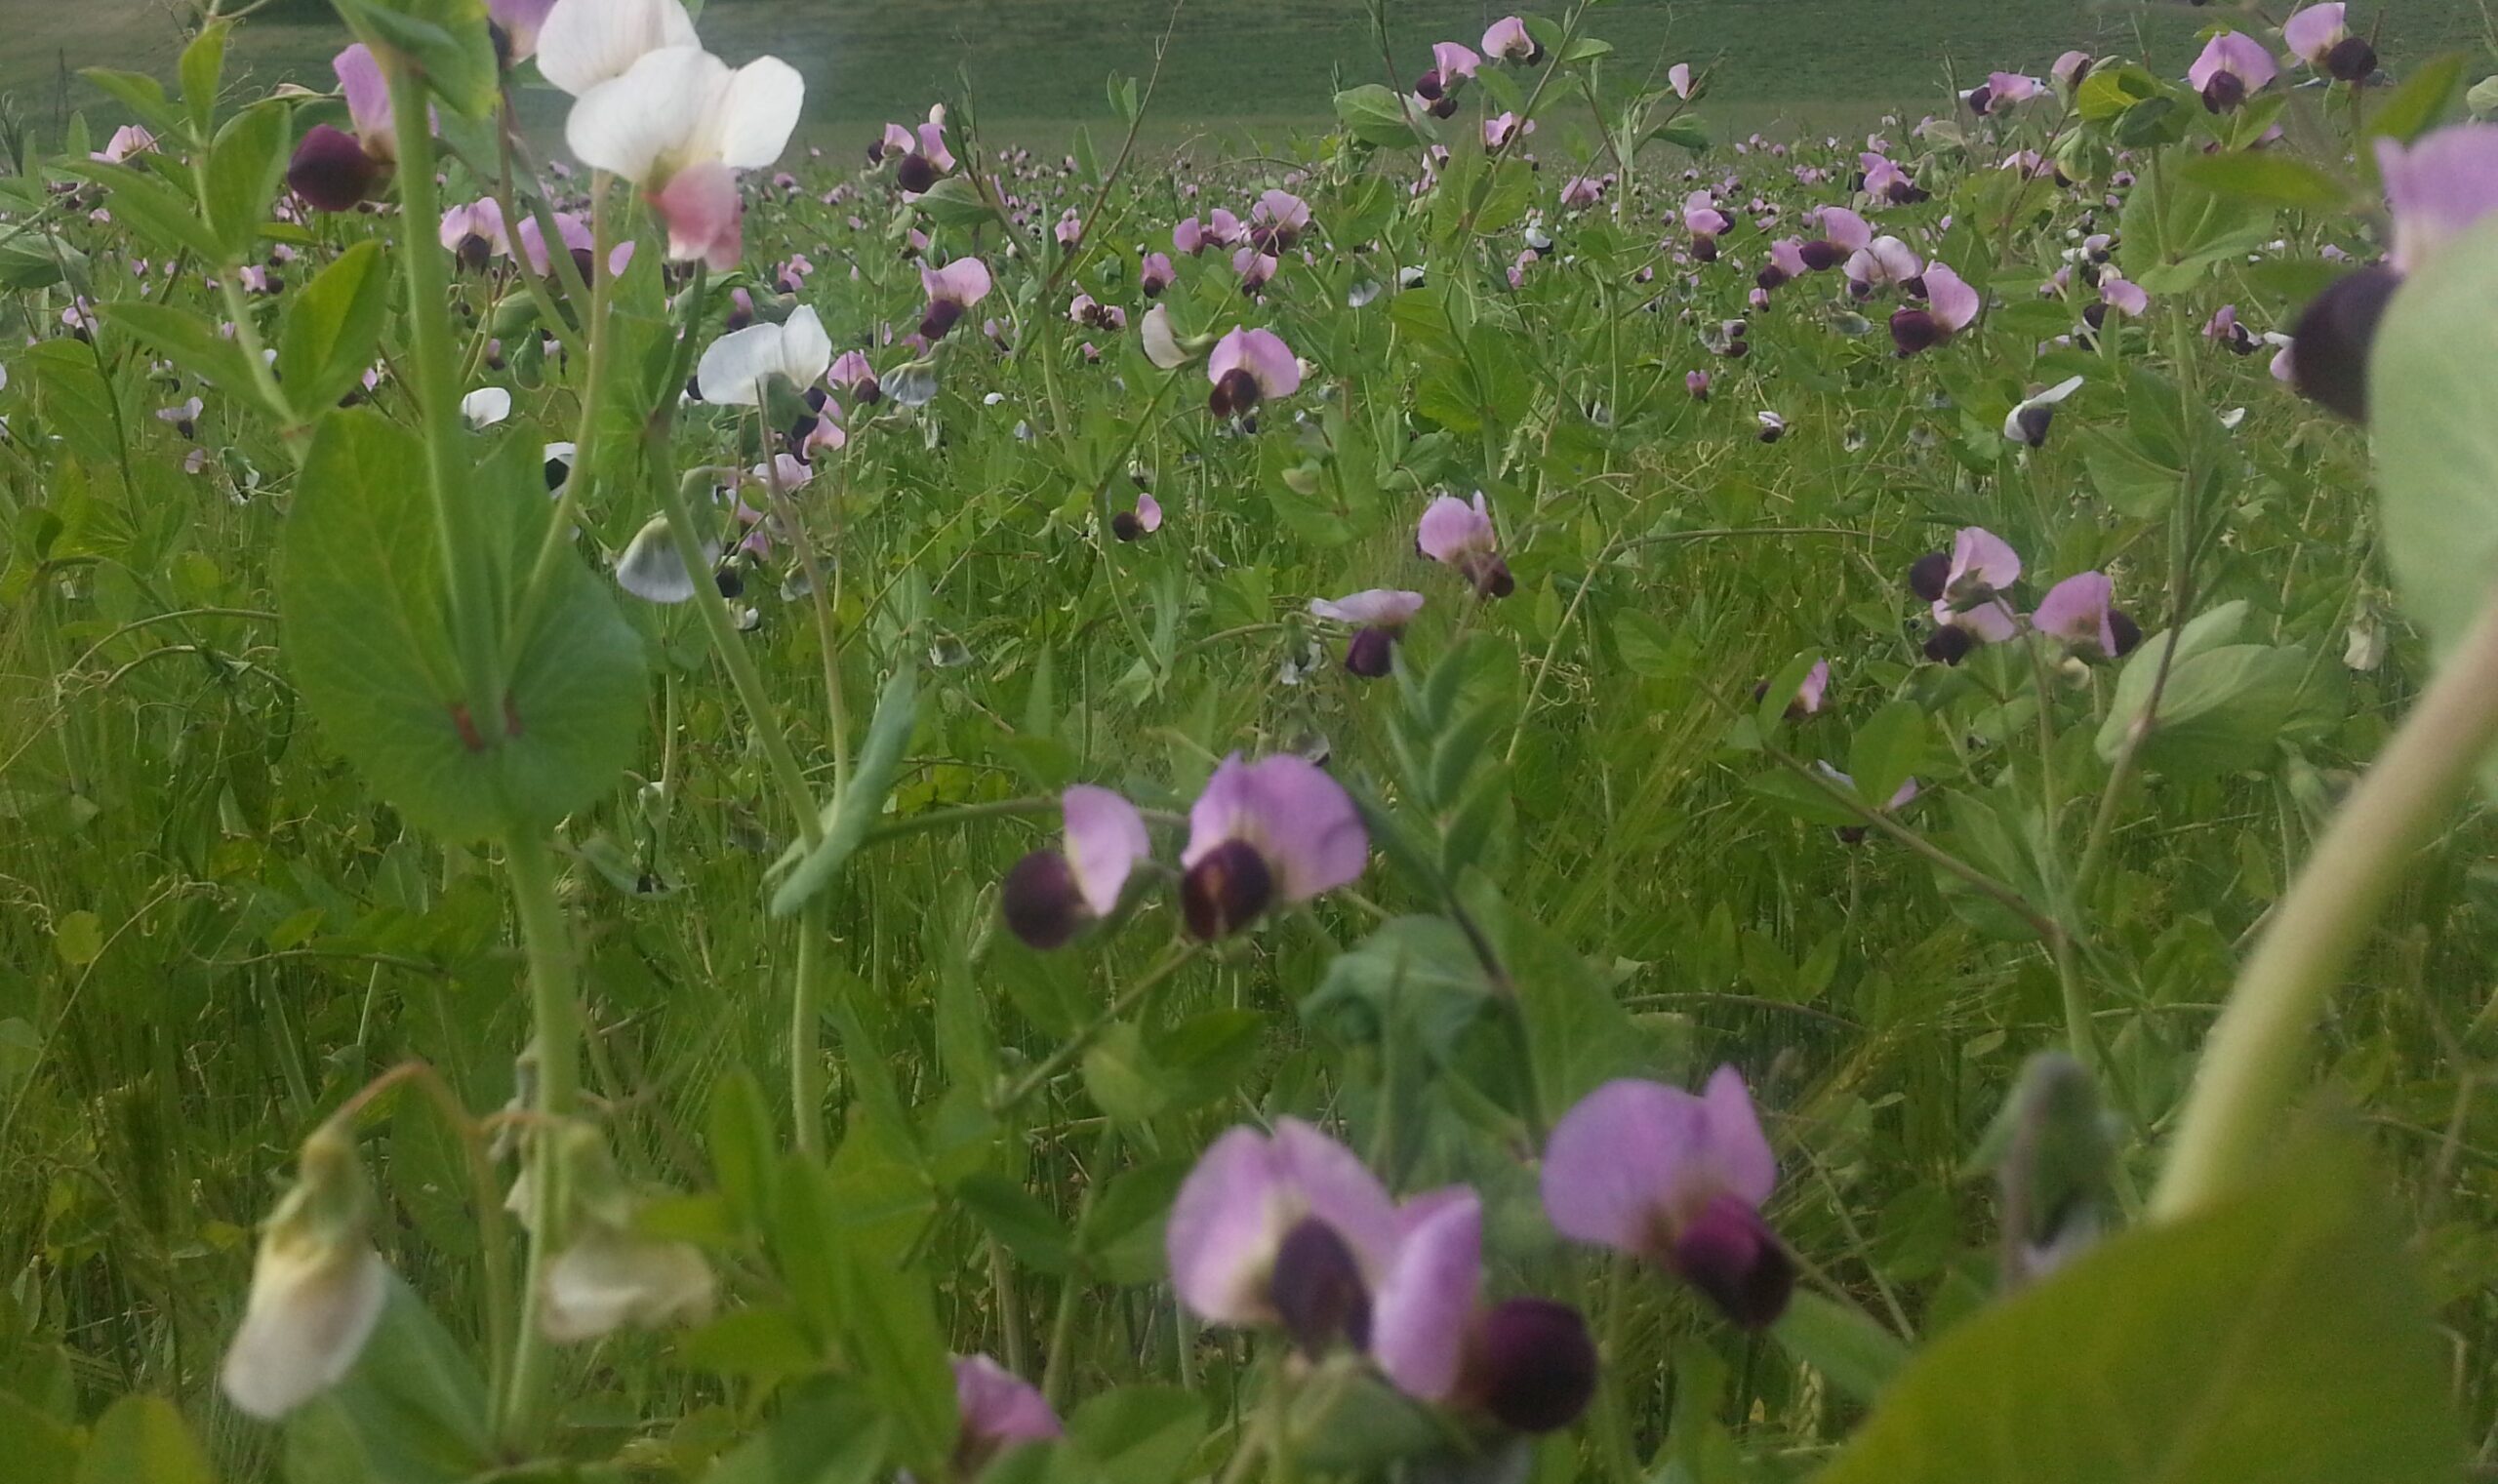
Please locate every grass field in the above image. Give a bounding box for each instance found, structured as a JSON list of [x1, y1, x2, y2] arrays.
[[13, 0, 2494, 140]]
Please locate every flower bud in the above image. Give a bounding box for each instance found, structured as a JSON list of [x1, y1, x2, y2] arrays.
[[220, 1125, 390, 1420], [1667, 1192, 1795, 1329]]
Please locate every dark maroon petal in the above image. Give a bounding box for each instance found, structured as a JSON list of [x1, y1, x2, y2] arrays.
[[1923, 624, 1974, 665], [2288, 265, 2398, 424], [287, 125, 383, 213], [1799, 240, 1842, 271], [2201, 71, 2247, 112], [2324, 35, 2377, 84], [2109, 609, 2143, 658], [1907, 551, 1951, 603], [1667, 1193, 1795, 1330], [1889, 307, 1943, 356], [1001, 850, 1087, 949], [1208, 367, 1262, 420], [896, 152, 939, 193], [1269, 1217, 1371, 1355], [1344, 626, 1396, 678], [1182, 837, 1275, 940], [1110, 510, 1144, 541], [919, 297, 966, 342], [1469, 1299, 1599, 1434]]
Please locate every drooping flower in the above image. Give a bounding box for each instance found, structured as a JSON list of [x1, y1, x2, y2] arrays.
[[220, 1127, 392, 1420], [1206, 326, 1300, 419], [1248, 189, 1312, 253], [1910, 526, 2023, 661], [1415, 42, 1480, 113], [695, 306, 833, 407], [559, 38, 803, 268], [2051, 50, 2094, 93], [1669, 61, 1697, 100], [999, 785, 1152, 949], [2002, 375, 2084, 447], [916, 258, 993, 341], [952, 1356, 1062, 1476], [2189, 31, 2277, 112], [1542, 1068, 1793, 1328], [2031, 572, 2142, 662], [1309, 589, 1427, 679], [1416, 492, 1511, 598], [1178, 754, 1367, 938], [1140, 251, 1177, 297], [461, 385, 513, 429]]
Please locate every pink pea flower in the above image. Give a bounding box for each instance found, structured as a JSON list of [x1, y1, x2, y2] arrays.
[[1910, 526, 2023, 661], [1140, 251, 1176, 297], [828, 349, 880, 405], [1481, 16, 1540, 63], [439, 199, 507, 270], [92, 125, 155, 164], [1309, 589, 1426, 678], [1758, 659, 1830, 718], [950, 1355, 1059, 1475], [1890, 261, 1981, 353], [1670, 62, 1696, 100], [1542, 1068, 1793, 1329], [1686, 369, 1711, 401], [1112, 492, 1162, 541], [287, 46, 402, 210], [156, 396, 203, 438], [2190, 32, 2277, 112], [1232, 245, 1278, 295], [1178, 754, 1366, 938], [1206, 326, 1299, 419], [2032, 571, 2142, 662], [917, 258, 992, 341], [1844, 235, 1922, 292], [999, 785, 1151, 950], [2288, 5, 2377, 81], [1484, 112, 1526, 149], [1560, 176, 1604, 210], [2052, 50, 2094, 92], [1248, 190, 1311, 253], [1416, 492, 1512, 598]]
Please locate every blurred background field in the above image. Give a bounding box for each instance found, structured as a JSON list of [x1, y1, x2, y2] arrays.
[[13, 0, 2494, 146]]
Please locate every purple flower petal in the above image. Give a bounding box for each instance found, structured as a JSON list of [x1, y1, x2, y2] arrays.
[[1309, 589, 1426, 626], [1061, 785, 1149, 918], [1369, 1189, 1482, 1404]]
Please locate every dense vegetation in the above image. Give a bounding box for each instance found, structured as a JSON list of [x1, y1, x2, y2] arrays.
[[7, 1, 2498, 1481]]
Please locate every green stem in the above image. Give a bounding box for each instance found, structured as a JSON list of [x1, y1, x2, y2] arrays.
[[790, 899, 830, 1158], [648, 443, 823, 851], [382, 52, 504, 733], [989, 945, 1195, 1114], [2153, 594, 2498, 1220], [496, 829, 579, 1447]]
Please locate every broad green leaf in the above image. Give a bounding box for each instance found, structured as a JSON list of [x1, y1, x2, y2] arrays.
[[2374, 219, 2498, 671], [76, 1396, 214, 1484], [78, 70, 181, 135], [1064, 1384, 1206, 1484], [701, 1377, 889, 1484], [707, 1066, 779, 1236], [1813, 1142, 2461, 1484], [770, 662, 920, 915], [277, 242, 395, 419], [180, 21, 231, 138], [2117, 173, 2274, 294], [2172, 151, 2347, 210], [0, 1390, 78, 1484], [282, 1278, 490, 1484], [203, 102, 293, 261], [1334, 85, 1430, 148], [333, 0, 499, 120], [99, 301, 263, 399], [955, 1172, 1077, 1276], [1773, 1292, 1909, 1408], [1654, 113, 1710, 150], [1303, 915, 1497, 1060], [2363, 53, 2468, 158], [70, 161, 224, 261], [911, 176, 997, 231], [278, 411, 645, 842], [1847, 699, 1925, 813]]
